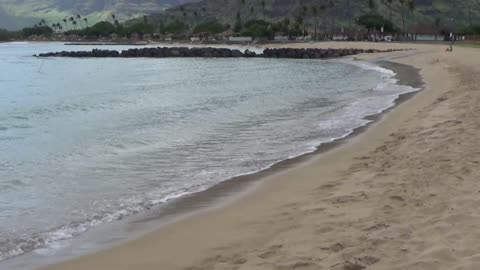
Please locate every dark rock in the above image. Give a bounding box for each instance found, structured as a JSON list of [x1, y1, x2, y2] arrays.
[[34, 47, 411, 59], [231, 49, 244, 57], [244, 49, 257, 57]]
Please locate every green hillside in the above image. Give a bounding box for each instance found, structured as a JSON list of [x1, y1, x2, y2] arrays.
[[148, 0, 480, 34], [0, 0, 200, 30]]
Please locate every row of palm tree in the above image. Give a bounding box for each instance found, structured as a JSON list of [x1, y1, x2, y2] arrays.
[[35, 13, 101, 33], [61, 15, 89, 31], [297, 0, 416, 39]]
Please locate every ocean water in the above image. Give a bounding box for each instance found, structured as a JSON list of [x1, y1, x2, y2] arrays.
[[0, 42, 418, 263]]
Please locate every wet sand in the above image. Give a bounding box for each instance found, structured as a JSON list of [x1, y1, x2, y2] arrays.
[[41, 42, 480, 270]]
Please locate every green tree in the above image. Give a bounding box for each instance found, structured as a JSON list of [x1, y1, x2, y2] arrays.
[[161, 20, 188, 35], [328, 0, 335, 39], [241, 20, 273, 37], [399, 0, 407, 36], [234, 11, 242, 32], [368, 0, 377, 13], [346, 0, 353, 36], [22, 25, 54, 37], [63, 18, 68, 31], [302, 5, 308, 37], [408, 0, 415, 35], [68, 16, 76, 30], [384, 0, 393, 23], [261, 0, 266, 21], [193, 21, 226, 34], [312, 6, 318, 40], [76, 14, 83, 29], [358, 13, 395, 33], [86, 21, 116, 37]]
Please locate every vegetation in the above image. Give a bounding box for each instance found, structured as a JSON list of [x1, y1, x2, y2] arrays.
[[2, 0, 480, 41], [21, 25, 54, 37], [358, 14, 396, 33], [459, 25, 480, 35], [0, 24, 53, 41], [240, 20, 272, 38], [0, 0, 186, 30], [0, 28, 17, 41], [161, 20, 189, 35], [193, 20, 227, 34]]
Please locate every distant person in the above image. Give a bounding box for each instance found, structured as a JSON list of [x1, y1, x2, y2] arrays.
[[446, 32, 454, 52]]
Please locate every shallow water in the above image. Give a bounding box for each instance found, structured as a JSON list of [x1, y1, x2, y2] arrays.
[[0, 42, 417, 263]]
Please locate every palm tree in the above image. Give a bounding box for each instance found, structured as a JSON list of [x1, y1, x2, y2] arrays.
[[384, 0, 393, 24], [301, 5, 308, 38], [345, 0, 352, 37], [408, 0, 415, 39], [238, 0, 246, 24], [399, 0, 407, 37], [312, 6, 318, 40], [368, 0, 377, 14], [434, 17, 441, 40], [281, 18, 290, 36], [467, 4, 472, 27], [234, 11, 242, 32], [76, 14, 83, 29], [63, 18, 69, 30], [261, 0, 266, 21], [83, 18, 88, 28], [68, 16, 76, 31], [328, 0, 335, 39], [54, 23, 61, 32]]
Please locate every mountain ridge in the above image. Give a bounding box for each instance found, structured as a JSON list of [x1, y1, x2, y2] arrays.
[[149, 0, 480, 33], [0, 0, 200, 30]]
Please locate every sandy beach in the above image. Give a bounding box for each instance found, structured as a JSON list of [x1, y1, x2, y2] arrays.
[[40, 42, 480, 270]]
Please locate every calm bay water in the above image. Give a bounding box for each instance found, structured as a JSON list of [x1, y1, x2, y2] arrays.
[[0, 42, 417, 263]]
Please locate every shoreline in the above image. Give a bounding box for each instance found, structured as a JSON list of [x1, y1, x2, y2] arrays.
[[36, 46, 428, 269], [40, 48, 433, 270], [0, 48, 421, 270], [35, 46, 426, 270], [10, 42, 480, 270]]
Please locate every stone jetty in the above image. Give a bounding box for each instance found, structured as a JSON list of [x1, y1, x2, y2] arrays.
[[35, 47, 411, 59]]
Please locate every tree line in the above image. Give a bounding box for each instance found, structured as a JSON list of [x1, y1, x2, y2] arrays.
[[1, 0, 480, 41]]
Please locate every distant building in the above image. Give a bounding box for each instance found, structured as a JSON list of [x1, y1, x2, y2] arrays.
[[415, 34, 439, 41], [333, 35, 348, 41], [229, 36, 253, 42], [412, 24, 444, 41], [143, 33, 152, 40], [130, 33, 140, 40], [274, 35, 289, 41]]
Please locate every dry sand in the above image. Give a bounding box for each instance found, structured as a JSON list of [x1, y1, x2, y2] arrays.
[[41, 42, 480, 270]]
